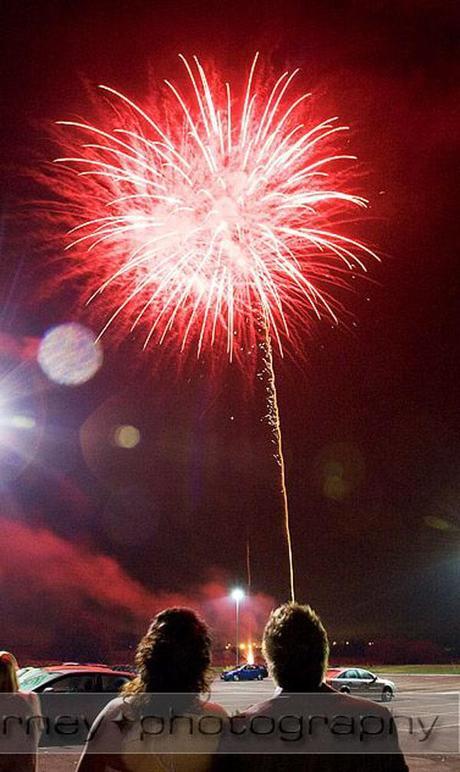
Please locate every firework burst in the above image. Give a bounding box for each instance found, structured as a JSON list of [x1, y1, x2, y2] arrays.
[[43, 55, 380, 601], [48, 53, 378, 363]]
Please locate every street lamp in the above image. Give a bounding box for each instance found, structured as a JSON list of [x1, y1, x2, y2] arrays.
[[230, 588, 245, 668]]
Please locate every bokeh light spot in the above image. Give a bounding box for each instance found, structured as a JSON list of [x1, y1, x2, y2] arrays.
[[424, 515, 459, 532], [37, 323, 103, 386], [314, 442, 365, 501], [9, 415, 36, 430], [114, 424, 141, 449]]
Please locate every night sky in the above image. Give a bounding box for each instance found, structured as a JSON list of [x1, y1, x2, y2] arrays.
[[0, 0, 459, 660]]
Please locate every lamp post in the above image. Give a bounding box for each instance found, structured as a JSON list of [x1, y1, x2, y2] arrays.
[[230, 588, 245, 668]]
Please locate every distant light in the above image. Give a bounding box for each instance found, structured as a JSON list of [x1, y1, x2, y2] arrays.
[[114, 425, 141, 449], [332, 641, 337, 646], [9, 415, 36, 430], [231, 588, 245, 602], [38, 323, 103, 386]]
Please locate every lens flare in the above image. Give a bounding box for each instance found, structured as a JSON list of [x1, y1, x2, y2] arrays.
[[0, 363, 44, 484], [38, 323, 103, 386]]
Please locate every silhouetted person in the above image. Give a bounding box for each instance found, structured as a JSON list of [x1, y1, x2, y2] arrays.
[[0, 651, 40, 772], [217, 603, 409, 771], [77, 607, 227, 772]]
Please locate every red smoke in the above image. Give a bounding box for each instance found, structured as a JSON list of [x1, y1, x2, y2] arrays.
[[0, 517, 274, 664]]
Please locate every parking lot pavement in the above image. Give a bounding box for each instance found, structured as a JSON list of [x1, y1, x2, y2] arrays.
[[38, 674, 459, 771], [408, 757, 460, 772], [38, 753, 78, 772], [37, 753, 460, 772]]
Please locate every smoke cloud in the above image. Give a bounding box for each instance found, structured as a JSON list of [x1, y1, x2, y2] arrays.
[[0, 517, 275, 664]]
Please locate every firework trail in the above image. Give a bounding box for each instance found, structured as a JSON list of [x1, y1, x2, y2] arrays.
[[44, 54, 379, 599], [261, 315, 295, 600], [246, 529, 252, 594]]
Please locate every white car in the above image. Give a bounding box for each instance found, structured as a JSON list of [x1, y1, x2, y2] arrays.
[[327, 667, 395, 702]]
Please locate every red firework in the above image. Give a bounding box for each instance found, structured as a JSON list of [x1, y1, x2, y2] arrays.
[[43, 53, 378, 364]]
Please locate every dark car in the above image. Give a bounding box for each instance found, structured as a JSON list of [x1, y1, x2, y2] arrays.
[[17, 664, 134, 746], [326, 667, 395, 702], [220, 663, 268, 681]]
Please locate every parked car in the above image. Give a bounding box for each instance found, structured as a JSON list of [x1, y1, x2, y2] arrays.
[[220, 663, 268, 682], [326, 667, 395, 702], [17, 664, 134, 746], [18, 663, 133, 694]]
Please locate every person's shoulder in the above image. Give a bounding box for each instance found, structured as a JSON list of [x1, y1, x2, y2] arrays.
[[9, 691, 40, 713], [95, 695, 126, 721], [200, 700, 228, 717], [86, 695, 128, 745], [15, 691, 37, 702], [26, 691, 40, 707], [236, 697, 276, 718], [331, 690, 392, 718], [102, 695, 125, 711]]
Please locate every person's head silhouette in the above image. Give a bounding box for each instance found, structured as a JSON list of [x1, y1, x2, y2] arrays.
[[262, 602, 329, 691], [0, 651, 19, 692]]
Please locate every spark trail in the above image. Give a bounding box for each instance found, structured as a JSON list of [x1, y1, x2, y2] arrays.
[[262, 315, 296, 601]]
